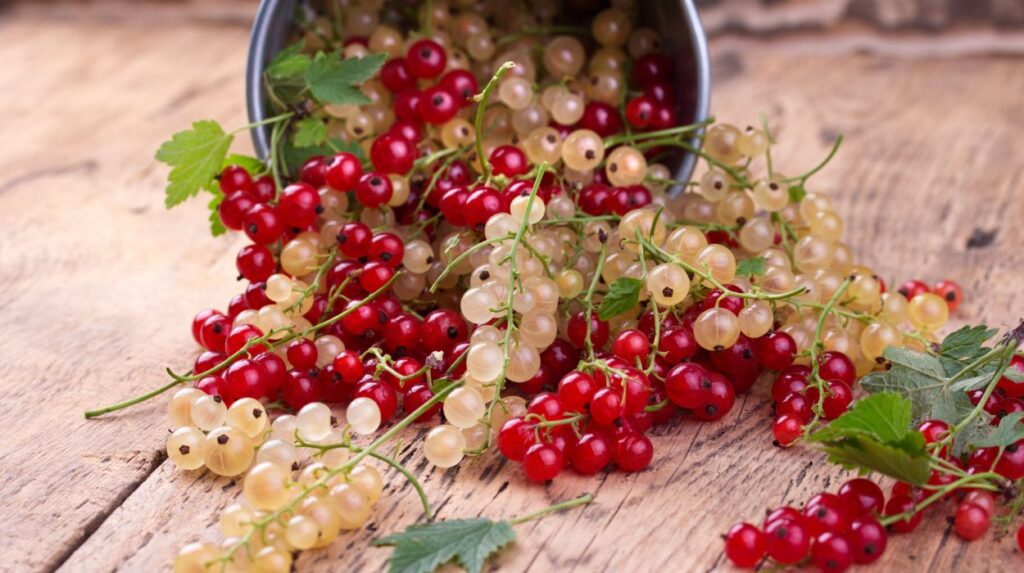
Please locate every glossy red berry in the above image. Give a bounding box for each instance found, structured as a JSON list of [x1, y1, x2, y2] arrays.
[[754, 331, 797, 370], [324, 152, 364, 191], [571, 432, 612, 475], [371, 133, 417, 175], [497, 418, 535, 462], [282, 370, 320, 409], [421, 309, 468, 352], [632, 53, 673, 88], [191, 309, 223, 345], [380, 57, 414, 92], [590, 387, 624, 425], [805, 380, 854, 420], [251, 175, 275, 203], [613, 431, 653, 472], [298, 156, 326, 188], [772, 414, 803, 446], [243, 203, 284, 244], [225, 324, 267, 355], [194, 375, 223, 398], [658, 327, 697, 363], [226, 293, 249, 319], [818, 351, 856, 386], [848, 518, 887, 564], [236, 244, 275, 282], [355, 172, 393, 208], [803, 494, 850, 537], [527, 393, 565, 421], [997, 355, 1024, 398], [419, 86, 459, 125], [355, 380, 398, 420], [254, 352, 286, 400], [198, 314, 231, 353], [279, 183, 321, 228], [219, 191, 255, 230], [838, 478, 884, 519], [440, 69, 478, 106], [995, 439, 1024, 479], [403, 384, 442, 422], [567, 311, 610, 350], [383, 314, 421, 357], [764, 519, 811, 565], [664, 362, 709, 409], [1016, 522, 1024, 552], [771, 372, 808, 404], [578, 101, 622, 138], [811, 532, 853, 573], [359, 261, 395, 292], [778, 392, 813, 424], [464, 186, 503, 229], [932, 279, 963, 311], [284, 340, 316, 371], [406, 39, 446, 79], [625, 96, 656, 129], [523, 442, 563, 482], [223, 358, 267, 403], [612, 329, 651, 364], [897, 279, 929, 300], [691, 372, 735, 421], [336, 221, 372, 259], [556, 371, 598, 412], [725, 522, 765, 568], [488, 145, 529, 177], [954, 502, 990, 541], [219, 165, 253, 194], [884, 495, 922, 533], [369, 232, 404, 267]]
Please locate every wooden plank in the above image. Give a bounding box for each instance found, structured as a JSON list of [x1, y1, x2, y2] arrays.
[[0, 8, 254, 572], [1, 3, 1022, 572]]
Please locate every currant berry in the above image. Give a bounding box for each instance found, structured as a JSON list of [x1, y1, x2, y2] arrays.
[[811, 532, 854, 573], [488, 145, 529, 177], [242, 203, 284, 245], [278, 183, 321, 228], [571, 432, 612, 475], [219, 164, 253, 194], [556, 371, 598, 412], [590, 387, 624, 425], [440, 69, 478, 106], [883, 495, 921, 533], [691, 372, 734, 421], [198, 314, 231, 353], [355, 172, 394, 208], [286, 339, 318, 371], [523, 443, 563, 482], [897, 279, 929, 300], [406, 39, 446, 79], [419, 86, 459, 125], [658, 327, 697, 363], [421, 309, 468, 352], [612, 329, 651, 365], [848, 518, 887, 564], [725, 522, 766, 568], [370, 232, 404, 267], [498, 418, 536, 462], [370, 133, 417, 175], [954, 502, 989, 541], [764, 518, 811, 565], [754, 331, 797, 370], [219, 191, 255, 230], [613, 431, 653, 472], [380, 57, 414, 92], [838, 478, 884, 518], [932, 279, 963, 312], [772, 414, 803, 446], [625, 96, 656, 129], [818, 351, 856, 386], [567, 311, 610, 349]]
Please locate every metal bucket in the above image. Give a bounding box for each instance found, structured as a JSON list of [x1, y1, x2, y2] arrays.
[[246, 0, 711, 187]]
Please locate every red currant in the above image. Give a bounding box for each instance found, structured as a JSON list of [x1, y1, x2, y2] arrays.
[[897, 279, 929, 300], [243, 203, 284, 244], [818, 351, 856, 386], [369, 232, 404, 267], [405, 39, 446, 79], [282, 370, 321, 409], [355, 380, 398, 420], [380, 57, 414, 92], [225, 323, 267, 355], [497, 417, 535, 462], [278, 183, 321, 228], [298, 156, 326, 188], [658, 327, 697, 363], [625, 96, 656, 129], [932, 279, 962, 311], [556, 371, 598, 412], [578, 101, 622, 137], [439, 69, 478, 106], [613, 431, 653, 472], [838, 478, 884, 519], [754, 331, 797, 370], [724, 522, 765, 568], [403, 384, 442, 422], [810, 532, 853, 573], [522, 442, 563, 482], [488, 145, 529, 177], [848, 518, 887, 564], [590, 387, 624, 425], [764, 519, 810, 565], [611, 329, 650, 365], [324, 152, 364, 192], [418, 86, 459, 125], [632, 53, 673, 88], [997, 355, 1024, 398], [251, 175, 275, 203], [219, 191, 255, 230], [567, 311, 610, 349], [527, 393, 565, 421], [421, 309, 468, 352], [954, 502, 990, 541], [772, 414, 803, 446], [355, 172, 393, 208], [198, 314, 231, 353], [254, 352, 286, 400], [371, 133, 417, 175], [192, 309, 223, 345], [883, 495, 921, 533], [223, 358, 267, 403], [219, 165, 253, 194]]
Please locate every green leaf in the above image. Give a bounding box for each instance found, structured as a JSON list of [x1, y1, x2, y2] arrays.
[[293, 117, 328, 148], [940, 325, 997, 361], [597, 277, 643, 320], [822, 436, 931, 485], [223, 153, 266, 176], [374, 518, 516, 573], [282, 138, 366, 175], [735, 257, 766, 278], [973, 412, 1024, 448], [266, 41, 311, 80], [787, 185, 807, 203], [883, 347, 946, 381], [155, 120, 234, 208], [809, 392, 913, 444], [207, 187, 226, 237], [305, 51, 387, 105]]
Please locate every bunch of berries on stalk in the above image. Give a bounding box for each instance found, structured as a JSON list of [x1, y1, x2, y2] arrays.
[[94, 1, 987, 571]]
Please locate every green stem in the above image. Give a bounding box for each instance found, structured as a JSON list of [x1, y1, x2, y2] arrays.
[[472, 62, 516, 181], [508, 494, 594, 526], [83, 379, 184, 419], [583, 242, 608, 362], [429, 233, 513, 293], [603, 118, 714, 148], [779, 135, 844, 185], [803, 277, 853, 433], [879, 472, 1003, 526]]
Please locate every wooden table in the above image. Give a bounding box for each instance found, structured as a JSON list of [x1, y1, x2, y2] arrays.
[[2, 2, 1022, 571]]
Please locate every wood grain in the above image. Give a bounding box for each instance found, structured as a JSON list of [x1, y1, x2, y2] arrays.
[[1, 2, 1023, 572]]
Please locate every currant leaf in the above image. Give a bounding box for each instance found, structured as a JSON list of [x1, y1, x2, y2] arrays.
[[809, 392, 914, 444], [305, 51, 387, 105], [266, 41, 311, 80], [156, 120, 233, 208], [373, 518, 516, 573], [972, 412, 1024, 448], [821, 437, 930, 486], [293, 117, 328, 148], [207, 186, 226, 237], [940, 325, 998, 361], [735, 256, 766, 278], [223, 153, 266, 176], [597, 277, 643, 320]]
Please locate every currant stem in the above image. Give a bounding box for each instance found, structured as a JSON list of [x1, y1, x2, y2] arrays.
[[802, 277, 853, 434], [603, 117, 714, 148], [472, 61, 516, 181], [508, 493, 594, 526], [83, 379, 183, 419], [878, 471, 1003, 527]]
